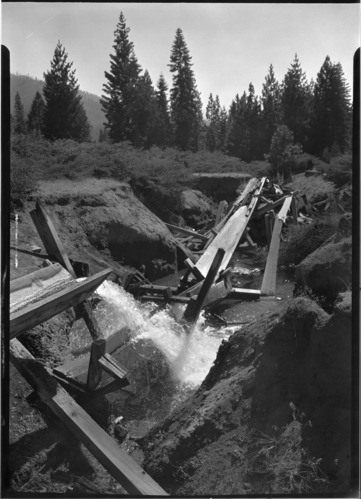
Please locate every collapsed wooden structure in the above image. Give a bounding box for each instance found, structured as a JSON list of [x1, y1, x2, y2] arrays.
[[131, 176, 316, 322], [8, 176, 316, 494], [9, 200, 168, 495]]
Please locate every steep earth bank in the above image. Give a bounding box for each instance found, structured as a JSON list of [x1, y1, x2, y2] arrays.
[[141, 293, 354, 495]]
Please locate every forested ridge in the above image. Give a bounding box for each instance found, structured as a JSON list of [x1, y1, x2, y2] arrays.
[[11, 12, 352, 159]]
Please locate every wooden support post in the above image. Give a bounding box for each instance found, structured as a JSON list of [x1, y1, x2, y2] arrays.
[[183, 248, 225, 324], [87, 338, 106, 391], [291, 196, 298, 224], [265, 213, 272, 248], [9, 339, 168, 496], [30, 200, 76, 278], [261, 196, 292, 296], [215, 200, 228, 227], [30, 200, 108, 391]]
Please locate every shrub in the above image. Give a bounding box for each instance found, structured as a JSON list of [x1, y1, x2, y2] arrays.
[[286, 175, 335, 205], [280, 213, 341, 266], [325, 153, 352, 188]]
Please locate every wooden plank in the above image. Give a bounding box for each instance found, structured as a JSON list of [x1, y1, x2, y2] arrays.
[[261, 196, 292, 296], [140, 294, 190, 304], [87, 338, 106, 391], [202, 277, 233, 308], [165, 223, 208, 241], [291, 196, 298, 224], [254, 196, 287, 218], [10, 269, 111, 339], [30, 200, 76, 278], [184, 258, 204, 282], [214, 200, 228, 227], [194, 178, 266, 279], [98, 353, 128, 383], [183, 248, 225, 323], [230, 288, 261, 299], [30, 200, 108, 390], [54, 327, 131, 384], [9, 339, 168, 496], [10, 263, 73, 313]]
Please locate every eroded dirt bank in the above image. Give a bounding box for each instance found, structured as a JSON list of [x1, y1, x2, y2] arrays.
[[141, 293, 353, 495], [7, 176, 355, 496]]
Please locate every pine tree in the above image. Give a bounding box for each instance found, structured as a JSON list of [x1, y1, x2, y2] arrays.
[[281, 54, 312, 149], [244, 83, 263, 161], [226, 93, 248, 158], [101, 12, 141, 143], [130, 70, 158, 147], [43, 42, 90, 141], [27, 91, 45, 136], [168, 28, 203, 151], [154, 73, 171, 147], [13, 92, 27, 134], [261, 64, 282, 152], [310, 56, 351, 156]]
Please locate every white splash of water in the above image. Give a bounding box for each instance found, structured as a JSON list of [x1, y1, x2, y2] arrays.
[[95, 281, 233, 387]]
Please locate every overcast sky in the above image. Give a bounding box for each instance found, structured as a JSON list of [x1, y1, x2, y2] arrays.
[[2, 3, 360, 110]]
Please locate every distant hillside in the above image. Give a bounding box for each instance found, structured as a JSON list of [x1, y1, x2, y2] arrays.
[[10, 74, 105, 141]]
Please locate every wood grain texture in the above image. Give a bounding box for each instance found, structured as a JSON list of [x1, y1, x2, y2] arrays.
[[9, 339, 168, 496]]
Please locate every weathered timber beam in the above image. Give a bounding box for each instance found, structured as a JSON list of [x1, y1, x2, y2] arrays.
[[97, 353, 128, 383], [30, 200, 77, 278], [9, 339, 168, 496], [30, 200, 106, 390], [10, 269, 111, 339], [183, 248, 225, 324], [194, 177, 267, 279], [184, 258, 204, 282], [54, 327, 131, 386], [165, 223, 208, 241], [261, 196, 293, 296], [229, 288, 261, 299], [10, 263, 72, 308], [254, 196, 287, 218]]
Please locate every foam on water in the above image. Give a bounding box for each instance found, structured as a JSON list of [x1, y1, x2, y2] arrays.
[[95, 281, 233, 387]]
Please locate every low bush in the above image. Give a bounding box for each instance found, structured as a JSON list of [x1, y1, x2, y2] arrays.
[[286, 175, 336, 205], [325, 153, 352, 188], [280, 213, 341, 266]]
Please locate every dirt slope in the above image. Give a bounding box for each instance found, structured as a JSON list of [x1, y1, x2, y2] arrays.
[[141, 293, 353, 495]]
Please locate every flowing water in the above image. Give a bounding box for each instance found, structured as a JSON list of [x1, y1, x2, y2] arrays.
[[93, 280, 235, 387], [68, 258, 294, 430]]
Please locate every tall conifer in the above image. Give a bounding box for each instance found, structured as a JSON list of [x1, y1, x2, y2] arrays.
[[281, 54, 312, 148], [310, 56, 351, 155], [13, 92, 27, 134], [27, 91, 45, 136], [43, 42, 90, 141], [168, 28, 203, 151], [101, 12, 141, 143]]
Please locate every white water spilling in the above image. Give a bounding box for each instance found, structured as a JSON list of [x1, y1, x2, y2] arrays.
[[94, 281, 234, 388]]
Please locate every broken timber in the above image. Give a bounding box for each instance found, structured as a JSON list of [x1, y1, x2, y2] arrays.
[[28, 200, 128, 391], [10, 267, 111, 339], [183, 248, 225, 323], [9, 339, 168, 496], [261, 195, 293, 296], [194, 177, 266, 280]]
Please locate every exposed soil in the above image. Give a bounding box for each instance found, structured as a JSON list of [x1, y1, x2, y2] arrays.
[[5, 175, 356, 496]]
